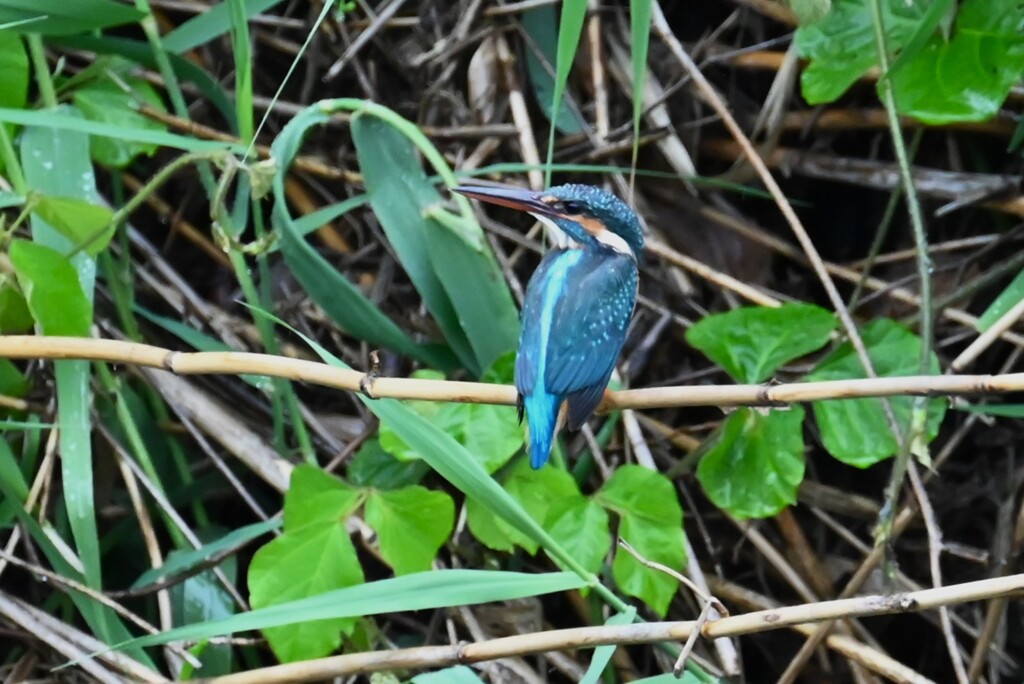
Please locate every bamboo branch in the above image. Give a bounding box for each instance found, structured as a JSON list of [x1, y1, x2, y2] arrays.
[[2, 335, 1024, 410], [191, 574, 1024, 684]]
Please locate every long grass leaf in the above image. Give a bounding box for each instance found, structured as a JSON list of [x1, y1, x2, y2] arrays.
[[110, 570, 585, 650], [521, 5, 584, 134], [629, 0, 653, 190], [162, 0, 283, 53]]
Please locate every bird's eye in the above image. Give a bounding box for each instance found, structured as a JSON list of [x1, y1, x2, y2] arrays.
[[562, 200, 583, 214]]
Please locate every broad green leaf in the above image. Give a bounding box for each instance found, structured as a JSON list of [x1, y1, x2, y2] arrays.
[[888, 0, 1024, 124], [9, 240, 90, 335], [697, 407, 806, 519], [32, 195, 114, 256], [795, 0, 926, 104], [285, 464, 364, 531], [466, 459, 579, 554], [0, 0, 143, 35], [131, 519, 280, 590], [248, 466, 365, 663], [365, 485, 455, 575], [73, 77, 168, 167], [348, 438, 429, 490], [0, 283, 32, 333], [880, 0, 955, 81], [595, 466, 686, 616], [686, 303, 836, 383], [248, 522, 364, 662], [978, 267, 1024, 331], [380, 369, 525, 473], [581, 607, 637, 684], [521, 5, 584, 134], [113, 570, 587, 651], [353, 113, 519, 374], [808, 319, 945, 467], [546, 497, 611, 577]]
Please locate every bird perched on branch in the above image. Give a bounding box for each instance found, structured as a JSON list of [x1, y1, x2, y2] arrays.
[[454, 184, 644, 468]]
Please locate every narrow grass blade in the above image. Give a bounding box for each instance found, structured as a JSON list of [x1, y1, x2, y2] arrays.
[[521, 5, 584, 134], [544, 0, 588, 182], [132, 518, 280, 590], [111, 570, 585, 650], [629, 0, 653, 181], [0, 107, 240, 152], [581, 607, 637, 684]]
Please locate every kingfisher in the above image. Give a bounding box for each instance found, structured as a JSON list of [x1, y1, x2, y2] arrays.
[[454, 184, 644, 468]]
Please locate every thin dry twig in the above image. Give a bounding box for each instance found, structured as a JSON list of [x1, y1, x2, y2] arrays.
[[4, 335, 1024, 412]]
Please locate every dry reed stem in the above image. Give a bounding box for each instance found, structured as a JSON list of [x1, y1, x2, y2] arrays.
[[3, 335, 1024, 410], [189, 574, 1024, 684]]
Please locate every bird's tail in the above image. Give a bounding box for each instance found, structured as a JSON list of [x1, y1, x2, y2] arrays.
[[523, 391, 563, 469]]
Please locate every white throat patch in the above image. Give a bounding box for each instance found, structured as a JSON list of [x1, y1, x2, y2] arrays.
[[530, 212, 634, 257]]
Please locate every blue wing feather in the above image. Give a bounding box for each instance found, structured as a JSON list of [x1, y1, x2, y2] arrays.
[[514, 249, 638, 467]]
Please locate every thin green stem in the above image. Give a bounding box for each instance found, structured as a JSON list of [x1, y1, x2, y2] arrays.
[[868, 0, 934, 545], [26, 35, 56, 108]]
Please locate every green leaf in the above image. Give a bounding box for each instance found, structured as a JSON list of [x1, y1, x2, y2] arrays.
[[520, 5, 584, 134], [0, 0, 144, 35], [629, 0, 652, 164], [697, 407, 806, 519], [32, 195, 114, 256], [248, 466, 365, 663], [686, 303, 836, 383], [888, 0, 1024, 124], [466, 459, 580, 554], [808, 319, 946, 467], [0, 283, 32, 333], [9, 240, 91, 335], [545, 0, 588, 173], [353, 114, 519, 374], [978, 267, 1024, 331], [379, 369, 525, 473], [795, 0, 926, 104], [285, 464, 364, 531], [248, 523, 364, 662], [348, 438, 429, 490], [595, 466, 686, 616], [113, 570, 587, 651], [547, 497, 611, 577], [0, 358, 28, 397], [365, 485, 455, 575], [72, 76, 168, 168]]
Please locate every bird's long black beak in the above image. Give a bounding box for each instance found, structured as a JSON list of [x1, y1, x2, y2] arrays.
[[453, 185, 556, 216]]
